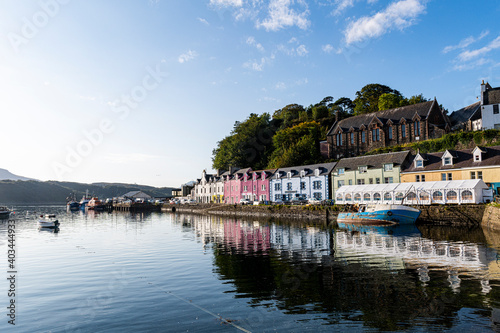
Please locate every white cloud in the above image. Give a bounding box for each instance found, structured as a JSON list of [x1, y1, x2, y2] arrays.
[[296, 44, 308, 56], [246, 36, 265, 52], [275, 81, 286, 90], [457, 35, 500, 62], [344, 0, 426, 45], [442, 31, 489, 54], [243, 57, 269, 71], [178, 50, 198, 63], [256, 0, 310, 31], [210, 0, 243, 7], [322, 44, 334, 53], [197, 17, 210, 25]]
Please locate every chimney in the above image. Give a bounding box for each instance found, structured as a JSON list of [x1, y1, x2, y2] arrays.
[[481, 80, 487, 105]]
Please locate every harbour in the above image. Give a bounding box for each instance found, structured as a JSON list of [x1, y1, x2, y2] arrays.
[[2, 205, 500, 332]]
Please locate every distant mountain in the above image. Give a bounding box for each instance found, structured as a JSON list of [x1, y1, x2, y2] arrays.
[[0, 180, 176, 204], [0, 168, 35, 181]]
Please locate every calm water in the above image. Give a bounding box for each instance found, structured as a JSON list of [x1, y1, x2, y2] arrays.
[[2, 205, 500, 332]]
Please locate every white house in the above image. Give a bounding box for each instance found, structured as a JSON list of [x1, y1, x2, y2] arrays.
[[270, 162, 337, 202], [480, 81, 500, 130]]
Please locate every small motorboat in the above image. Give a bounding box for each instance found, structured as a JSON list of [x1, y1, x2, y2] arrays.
[[0, 206, 12, 219], [337, 204, 421, 225], [67, 201, 80, 211], [38, 214, 60, 229], [87, 197, 105, 211]]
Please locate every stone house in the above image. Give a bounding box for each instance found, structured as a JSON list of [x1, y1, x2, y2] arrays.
[[326, 99, 450, 159], [332, 151, 412, 196], [269, 162, 337, 202], [449, 101, 482, 131], [480, 81, 500, 130]]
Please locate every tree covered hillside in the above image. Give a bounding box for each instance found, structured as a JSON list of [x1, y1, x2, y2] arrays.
[[212, 83, 429, 170]]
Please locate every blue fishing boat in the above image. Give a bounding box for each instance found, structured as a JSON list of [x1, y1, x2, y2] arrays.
[[337, 204, 421, 225]]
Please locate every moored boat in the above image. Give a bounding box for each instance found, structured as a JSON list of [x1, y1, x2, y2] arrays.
[[38, 214, 60, 229], [0, 206, 11, 219], [337, 204, 421, 225], [67, 201, 80, 211], [87, 197, 105, 211]]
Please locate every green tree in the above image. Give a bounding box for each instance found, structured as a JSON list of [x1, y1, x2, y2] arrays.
[[268, 121, 322, 168], [312, 105, 329, 120], [212, 113, 276, 170], [378, 93, 403, 111], [332, 97, 355, 121], [353, 84, 401, 115], [272, 104, 305, 128], [400, 94, 429, 107]]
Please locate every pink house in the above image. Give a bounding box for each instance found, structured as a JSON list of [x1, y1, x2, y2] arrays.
[[241, 169, 276, 202], [225, 168, 252, 204]]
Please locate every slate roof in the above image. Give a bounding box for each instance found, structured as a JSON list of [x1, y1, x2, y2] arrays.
[[449, 101, 481, 129], [402, 146, 500, 173], [274, 162, 337, 179], [122, 190, 152, 198], [334, 151, 411, 171], [327, 100, 438, 135]]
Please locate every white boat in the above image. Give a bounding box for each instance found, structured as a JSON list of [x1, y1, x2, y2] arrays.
[[0, 206, 12, 219], [38, 214, 60, 229]]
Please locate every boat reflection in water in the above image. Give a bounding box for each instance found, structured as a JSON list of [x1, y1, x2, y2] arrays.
[[184, 214, 500, 331]]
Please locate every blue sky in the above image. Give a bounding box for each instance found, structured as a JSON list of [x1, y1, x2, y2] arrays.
[[0, 0, 499, 187]]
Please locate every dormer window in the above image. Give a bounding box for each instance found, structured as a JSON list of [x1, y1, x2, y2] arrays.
[[359, 166, 367, 174], [338, 168, 345, 175], [287, 171, 292, 179], [472, 146, 485, 162], [261, 173, 265, 180], [384, 163, 393, 171], [415, 160, 423, 168], [442, 151, 454, 166], [315, 169, 320, 176], [300, 170, 306, 177]]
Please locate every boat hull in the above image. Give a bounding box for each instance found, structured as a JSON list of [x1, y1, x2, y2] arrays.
[[0, 211, 11, 219], [337, 208, 421, 225], [38, 220, 59, 228]]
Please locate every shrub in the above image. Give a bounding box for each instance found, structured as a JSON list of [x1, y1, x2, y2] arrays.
[[473, 131, 483, 145]]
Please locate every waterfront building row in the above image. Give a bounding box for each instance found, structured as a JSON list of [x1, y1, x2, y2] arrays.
[[193, 145, 500, 204]]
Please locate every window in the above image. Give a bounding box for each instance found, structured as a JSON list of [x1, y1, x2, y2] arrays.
[[407, 192, 417, 201], [414, 121, 420, 136], [421, 175, 425, 182], [388, 126, 392, 140], [338, 180, 345, 187], [474, 154, 480, 162], [300, 182, 306, 190], [336, 195, 343, 202], [416, 160, 423, 168], [261, 184, 266, 191], [338, 168, 345, 175], [337, 133, 343, 146], [478, 171, 483, 179], [374, 193, 381, 201], [447, 191, 457, 201], [363, 193, 371, 201], [402, 124, 406, 138], [313, 181, 322, 189], [359, 166, 367, 173], [384, 193, 392, 201], [361, 131, 365, 143], [287, 171, 292, 179], [345, 194, 352, 201], [354, 193, 361, 201], [419, 192, 429, 201], [447, 173, 452, 181], [350, 132, 354, 144], [384, 163, 393, 171], [287, 183, 292, 190], [471, 171, 476, 179], [253, 185, 256, 192], [376, 178, 381, 184], [433, 191, 443, 201], [348, 179, 353, 185], [441, 173, 446, 181], [416, 175, 420, 182], [357, 179, 365, 185], [444, 157, 452, 165], [395, 192, 404, 201], [275, 183, 281, 191], [313, 192, 322, 200], [300, 170, 305, 177], [244, 185, 248, 191], [494, 105, 499, 114], [275, 194, 281, 201], [462, 190, 473, 200], [384, 177, 393, 183], [369, 178, 373, 184], [371, 128, 380, 142]]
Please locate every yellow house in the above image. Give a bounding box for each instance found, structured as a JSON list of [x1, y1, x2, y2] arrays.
[[401, 146, 500, 195]]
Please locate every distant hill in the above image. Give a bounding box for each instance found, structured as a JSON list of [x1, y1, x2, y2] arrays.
[[0, 180, 175, 204], [0, 168, 35, 181]]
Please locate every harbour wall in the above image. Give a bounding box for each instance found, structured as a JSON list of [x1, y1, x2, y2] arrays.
[[164, 203, 493, 226], [481, 205, 500, 231]]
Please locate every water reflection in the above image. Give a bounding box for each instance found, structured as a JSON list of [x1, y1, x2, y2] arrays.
[[177, 214, 500, 331]]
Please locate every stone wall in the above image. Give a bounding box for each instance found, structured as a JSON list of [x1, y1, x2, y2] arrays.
[[481, 205, 500, 231], [414, 204, 486, 226]]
